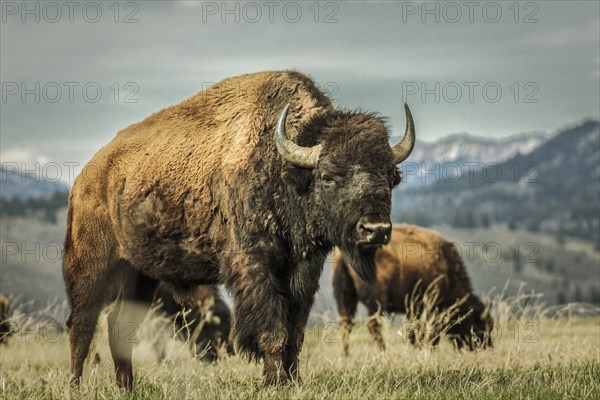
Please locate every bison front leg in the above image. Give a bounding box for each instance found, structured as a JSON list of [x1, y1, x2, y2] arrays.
[[263, 350, 287, 386], [229, 264, 290, 386], [283, 300, 313, 384], [332, 256, 358, 356], [259, 324, 289, 386], [283, 258, 324, 384], [282, 335, 303, 384]]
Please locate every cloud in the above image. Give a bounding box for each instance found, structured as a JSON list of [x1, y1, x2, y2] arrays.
[[174, 1, 205, 9], [0, 1, 598, 169], [1, 147, 51, 166], [521, 18, 600, 49]]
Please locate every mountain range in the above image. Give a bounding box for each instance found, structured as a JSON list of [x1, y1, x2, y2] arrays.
[[2, 120, 597, 242], [394, 120, 600, 243], [397, 131, 550, 187], [0, 165, 69, 200]]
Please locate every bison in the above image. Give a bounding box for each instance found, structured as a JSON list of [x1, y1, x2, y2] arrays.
[[333, 224, 493, 354], [153, 283, 233, 362], [0, 293, 11, 344], [63, 70, 415, 388]]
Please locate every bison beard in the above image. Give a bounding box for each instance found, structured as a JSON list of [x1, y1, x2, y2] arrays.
[[62, 71, 415, 388], [338, 244, 378, 284]]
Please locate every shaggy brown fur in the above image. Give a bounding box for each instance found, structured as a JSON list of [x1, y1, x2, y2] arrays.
[[153, 283, 233, 362], [0, 294, 11, 344], [63, 71, 413, 388], [333, 224, 493, 354]]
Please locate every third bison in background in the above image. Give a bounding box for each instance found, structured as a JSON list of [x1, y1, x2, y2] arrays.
[[333, 224, 493, 354], [153, 283, 233, 362], [0, 294, 11, 344]]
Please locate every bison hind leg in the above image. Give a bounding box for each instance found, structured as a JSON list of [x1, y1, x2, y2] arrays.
[[68, 307, 104, 386], [66, 269, 116, 386], [339, 316, 355, 357]]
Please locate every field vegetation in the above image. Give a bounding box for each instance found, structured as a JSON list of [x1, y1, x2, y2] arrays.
[[1, 292, 598, 399]]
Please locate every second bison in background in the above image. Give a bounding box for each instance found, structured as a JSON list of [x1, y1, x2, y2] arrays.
[[153, 283, 233, 362], [333, 224, 493, 354]]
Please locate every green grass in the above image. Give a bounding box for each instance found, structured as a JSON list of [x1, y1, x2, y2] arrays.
[[1, 315, 599, 399]]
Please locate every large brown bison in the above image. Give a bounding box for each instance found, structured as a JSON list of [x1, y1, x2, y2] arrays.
[[333, 224, 493, 354], [0, 293, 11, 344], [153, 283, 233, 362], [63, 70, 415, 388]]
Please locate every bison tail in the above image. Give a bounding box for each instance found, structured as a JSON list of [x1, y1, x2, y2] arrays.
[[63, 197, 74, 255]]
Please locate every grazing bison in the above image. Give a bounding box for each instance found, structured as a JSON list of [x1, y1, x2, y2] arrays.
[[63, 70, 415, 388], [333, 224, 493, 354], [0, 294, 11, 344], [153, 283, 233, 362]]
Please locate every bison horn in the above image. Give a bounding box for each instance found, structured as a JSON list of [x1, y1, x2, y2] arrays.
[[275, 103, 321, 168], [392, 103, 416, 164]]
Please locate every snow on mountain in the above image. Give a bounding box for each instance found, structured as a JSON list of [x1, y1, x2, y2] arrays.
[[407, 131, 549, 165], [396, 131, 550, 187], [1, 165, 70, 200]]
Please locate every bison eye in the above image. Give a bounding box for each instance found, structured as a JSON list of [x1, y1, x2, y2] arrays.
[[321, 173, 336, 187]]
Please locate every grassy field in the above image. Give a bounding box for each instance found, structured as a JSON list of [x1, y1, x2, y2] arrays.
[[2, 216, 599, 398], [1, 307, 599, 400]]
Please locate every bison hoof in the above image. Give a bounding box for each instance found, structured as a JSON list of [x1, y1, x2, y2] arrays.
[[68, 375, 81, 387], [116, 370, 134, 390], [263, 373, 292, 387]]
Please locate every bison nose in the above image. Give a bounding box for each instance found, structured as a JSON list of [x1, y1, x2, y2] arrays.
[[356, 218, 392, 245]]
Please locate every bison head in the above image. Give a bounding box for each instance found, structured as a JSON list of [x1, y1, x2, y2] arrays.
[[471, 304, 494, 349], [276, 103, 415, 283], [450, 299, 494, 351]]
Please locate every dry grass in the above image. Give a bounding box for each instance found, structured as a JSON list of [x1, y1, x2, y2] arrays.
[[1, 294, 599, 399], [402, 276, 471, 349]]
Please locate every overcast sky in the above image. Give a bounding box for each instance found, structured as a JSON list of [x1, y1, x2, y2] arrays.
[[1, 1, 599, 177]]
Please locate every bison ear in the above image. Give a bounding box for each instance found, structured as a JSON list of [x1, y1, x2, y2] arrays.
[[282, 165, 313, 195]]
